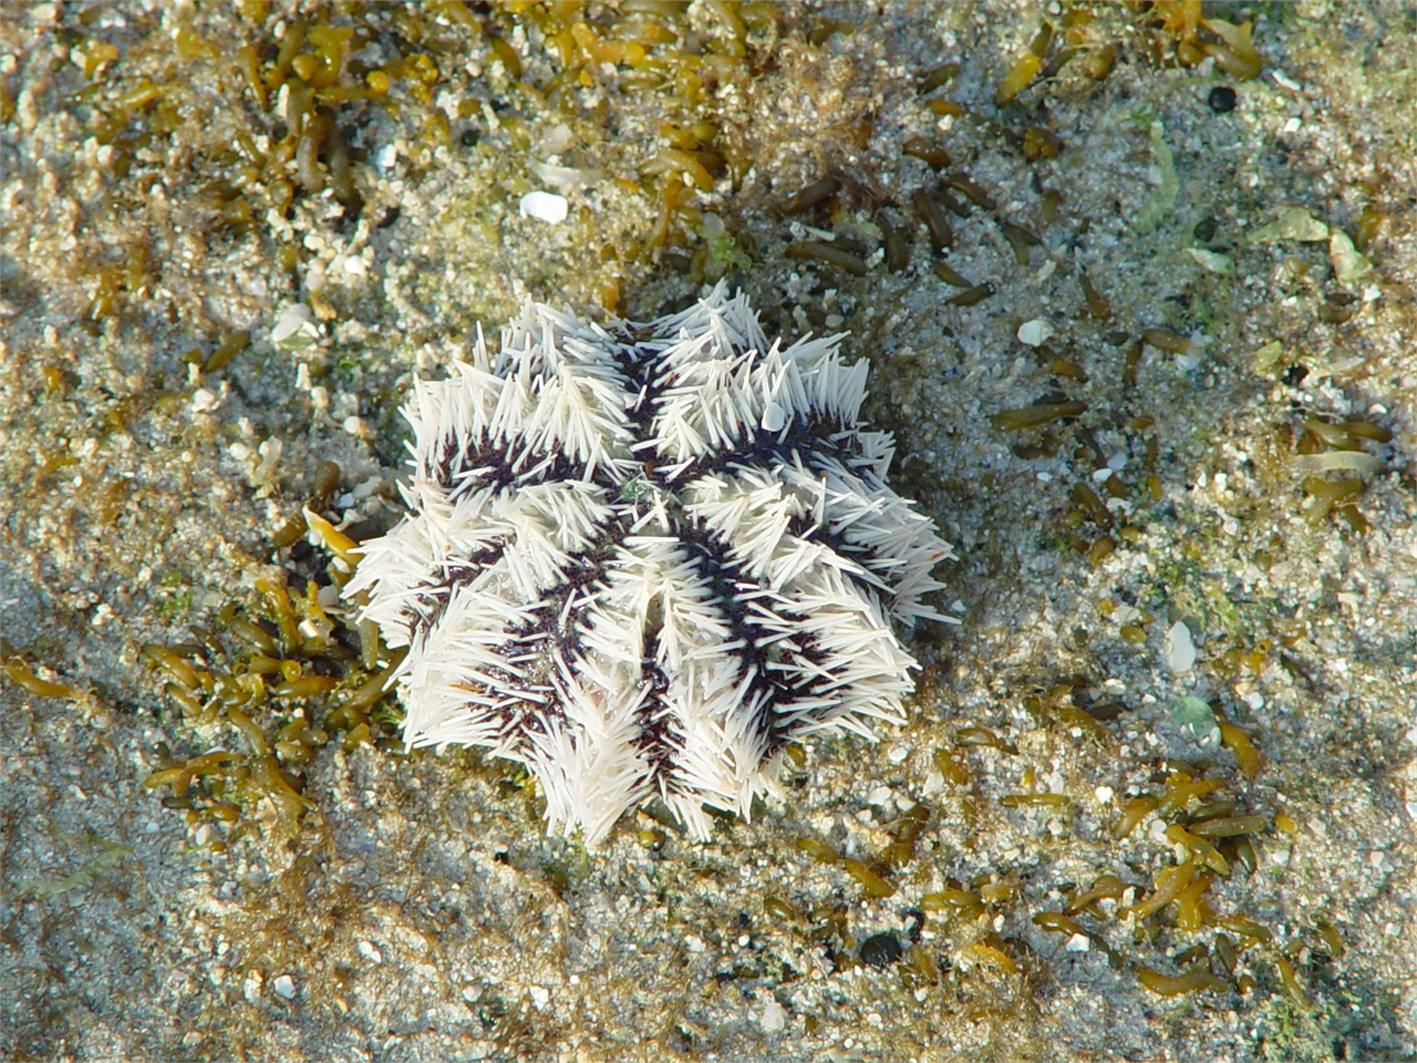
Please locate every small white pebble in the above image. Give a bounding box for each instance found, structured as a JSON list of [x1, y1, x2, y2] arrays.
[[272, 974, 296, 1000], [519, 190, 569, 223], [1166, 621, 1197, 673], [1016, 318, 1055, 346], [760, 998, 787, 1033], [536, 122, 574, 155], [271, 303, 318, 347]]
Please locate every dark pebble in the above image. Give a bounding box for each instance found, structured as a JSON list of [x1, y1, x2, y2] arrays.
[[860, 932, 903, 968], [1208, 86, 1237, 113]]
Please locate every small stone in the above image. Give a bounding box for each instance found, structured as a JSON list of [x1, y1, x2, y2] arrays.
[[1170, 696, 1219, 745], [271, 304, 320, 349], [518, 190, 569, 223], [1248, 207, 1329, 244], [760, 998, 787, 1033], [1188, 247, 1234, 274], [860, 932, 904, 968], [1330, 230, 1374, 285], [1017, 318, 1055, 346], [1207, 85, 1237, 113], [1166, 621, 1196, 673], [867, 785, 894, 805]]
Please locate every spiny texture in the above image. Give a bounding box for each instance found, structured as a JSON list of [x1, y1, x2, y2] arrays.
[[347, 284, 954, 846]]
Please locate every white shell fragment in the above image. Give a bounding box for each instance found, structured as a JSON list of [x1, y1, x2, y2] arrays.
[[271, 303, 320, 349], [346, 283, 955, 846], [1166, 620, 1197, 673], [1016, 318, 1055, 347], [760, 998, 788, 1033], [518, 190, 569, 224]]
